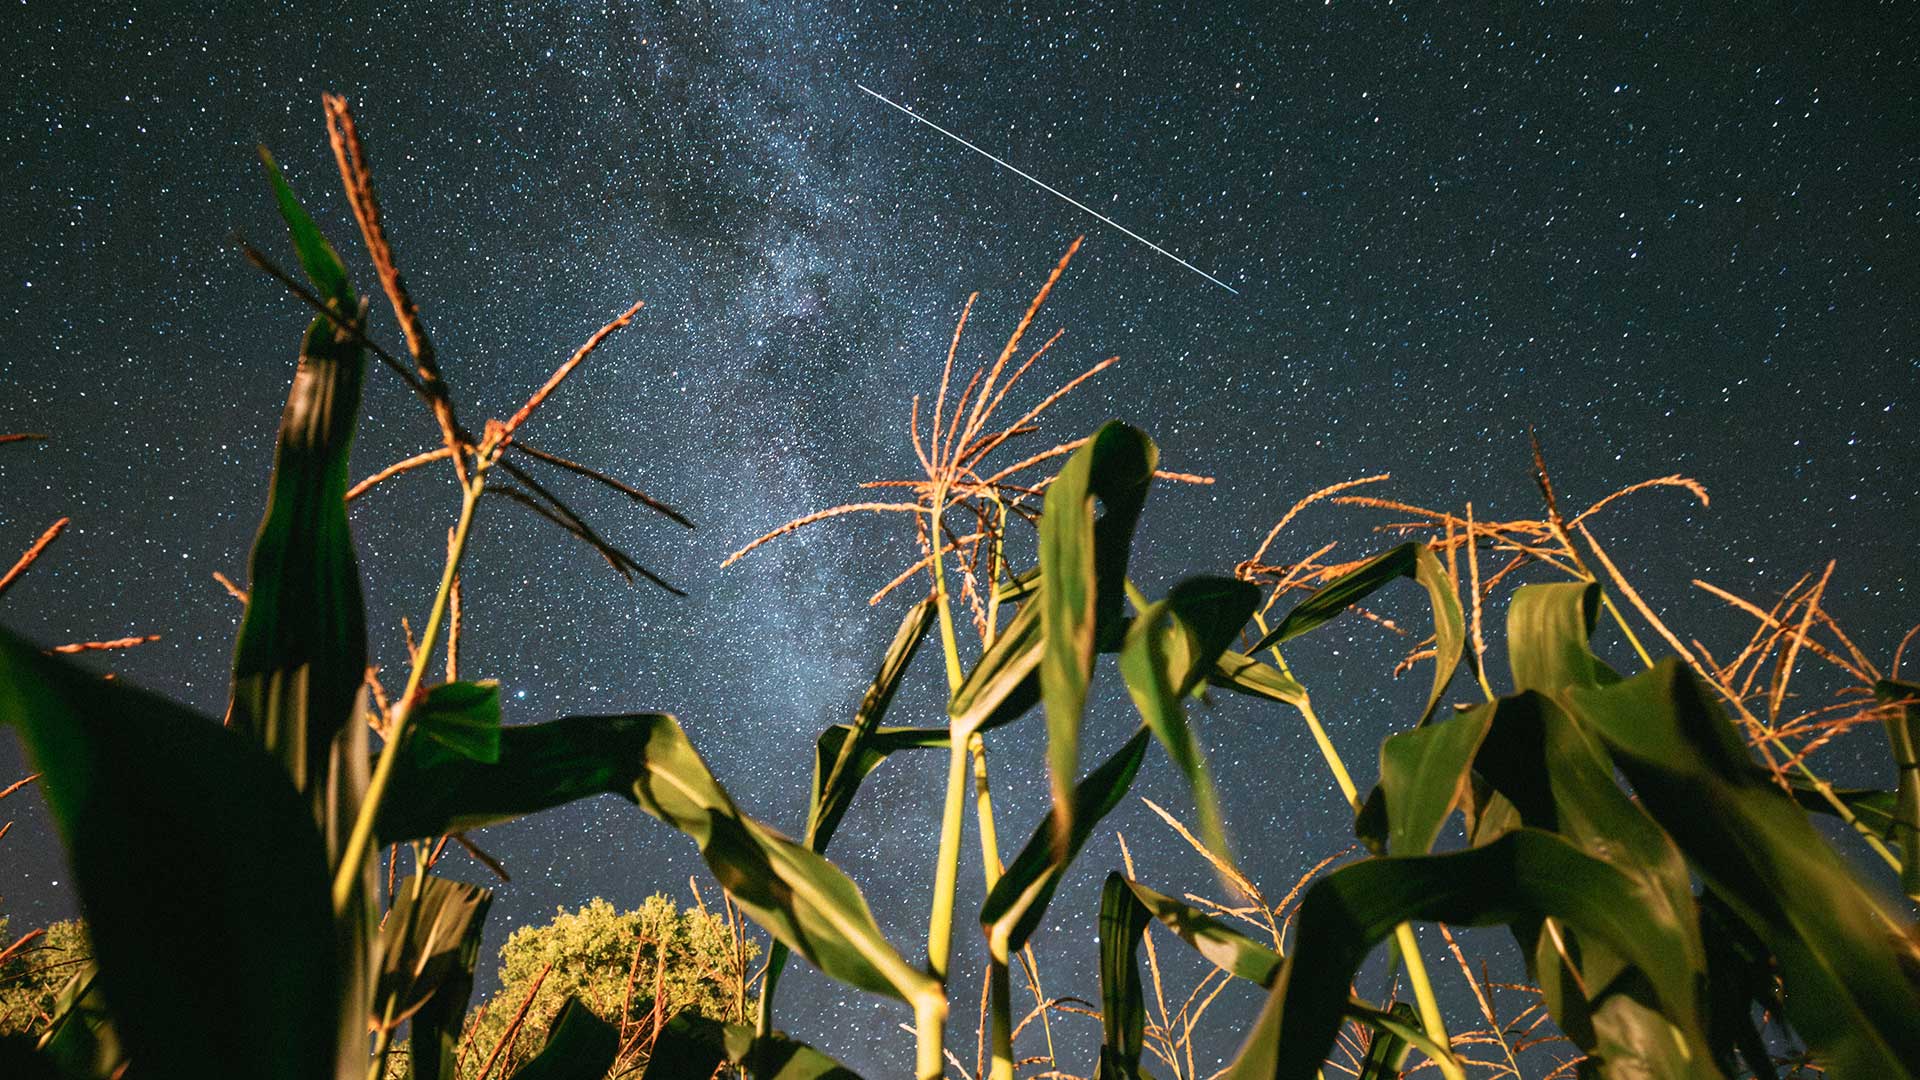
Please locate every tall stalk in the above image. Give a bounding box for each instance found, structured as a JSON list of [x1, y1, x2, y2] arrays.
[[919, 487, 972, 1079], [333, 462, 484, 913]]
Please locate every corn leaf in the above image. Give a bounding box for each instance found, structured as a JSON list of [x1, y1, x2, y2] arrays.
[[1119, 576, 1259, 863], [1207, 650, 1308, 709], [1873, 678, 1920, 899], [1568, 661, 1920, 1078], [0, 633, 340, 1080], [642, 1013, 863, 1079], [1249, 543, 1464, 723], [375, 875, 492, 1080], [34, 965, 121, 1079], [505, 997, 617, 1080], [1366, 703, 1495, 856], [1039, 422, 1156, 848], [411, 680, 504, 766], [981, 728, 1152, 956], [1220, 829, 1707, 1080], [376, 712, 938, 1009], [233, 148, 370, 835], [806, 598, 936, 849]]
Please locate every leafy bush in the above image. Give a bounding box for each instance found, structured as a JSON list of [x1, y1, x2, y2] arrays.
[[458, 896, 755, 1078], [0, 919, 89, 1038]]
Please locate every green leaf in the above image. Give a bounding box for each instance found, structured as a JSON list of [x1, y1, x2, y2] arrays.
[[1568, 661, 1920, 1079], [1506, 581, 1618, 694], [947, 597, 1043, 736], [0, 634, 340, 1080], [376, 712, 939, 1011], [806, 599, 936, 849], [504, 997, 618, 1080], [1249, 543, 1464, 724], [807, 725, 949, 852], [1369, 703, 1495, 855], [411, 680, 504, 765], [980, 728, 1153, 957], [1207, 650, 1308, 709], [643, 1013, 863, 1079], [1353, 1002, 1418, 1080], [1108, 875, 1283, 988], [1039, 422, 1156, 847], [374, 875, 492, 1080], [1120, 577, 1258, 864], [1873, 678, 1920, 899], [1220, 829, 1708, 1080], [1096, 873, 1153, 1079], [257, 146, 354, 310], [236, 152, 376, 1074]]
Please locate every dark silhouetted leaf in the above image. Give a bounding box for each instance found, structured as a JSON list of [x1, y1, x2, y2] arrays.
[[0, 633, 339, 1080], [643, 1013, 863, 1079], [505, 997, 617, 1080], [375, 875, 492, 1080]]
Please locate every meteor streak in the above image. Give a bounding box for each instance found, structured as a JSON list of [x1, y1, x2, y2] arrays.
[[855, 83, 1240, 295]]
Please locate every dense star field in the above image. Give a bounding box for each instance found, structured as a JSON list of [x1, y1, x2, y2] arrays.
[[3, 3, 1916, 1073]]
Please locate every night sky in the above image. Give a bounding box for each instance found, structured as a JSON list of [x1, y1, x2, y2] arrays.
[[4, 3, 1918, 1074]]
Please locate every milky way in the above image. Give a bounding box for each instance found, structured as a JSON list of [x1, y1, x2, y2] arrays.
[[3, 4, 1917, 1073]]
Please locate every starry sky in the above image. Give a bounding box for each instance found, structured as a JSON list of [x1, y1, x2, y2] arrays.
[[3, 2, 1918, 1074]]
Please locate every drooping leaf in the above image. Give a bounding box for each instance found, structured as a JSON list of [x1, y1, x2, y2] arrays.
[[374, 875, 493, 1080], [1568, 661, 1920, 1079], [1220, 829, 1707, 1080], [948, 596, 1042, 736], [1367, 703, 1495, 856], [1790, 782, 1901, 843], [1207, 649, 1308, 710], [0, 634, 340, 1080], [1249, 543, 1465, 724], [1506, 580, 1618, 695], [1119, 576, 1260, 863], [1039, 422, 1156, 847], [1106, 875, 1283, 988], [1873, 678, 1920, 899], [377, 712, 939, 1012], [762, 599, 937, 1034], [807, 724, 948, 852], [504, 997, 618, 1080], [410, 680, 503, 766], [642, 1013, 863, 1079], [980, 728, 1153, 957]]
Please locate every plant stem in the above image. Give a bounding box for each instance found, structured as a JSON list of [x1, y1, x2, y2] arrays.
[[332, 477, 483, 913], [926, 740, 971, 983], [971, 733, 1015, 1080], [919, 488, 971, 1079], [1251, 612, 1462, 1080]]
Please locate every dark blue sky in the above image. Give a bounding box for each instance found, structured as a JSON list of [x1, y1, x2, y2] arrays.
[[3, 3, 1917, 1074]]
